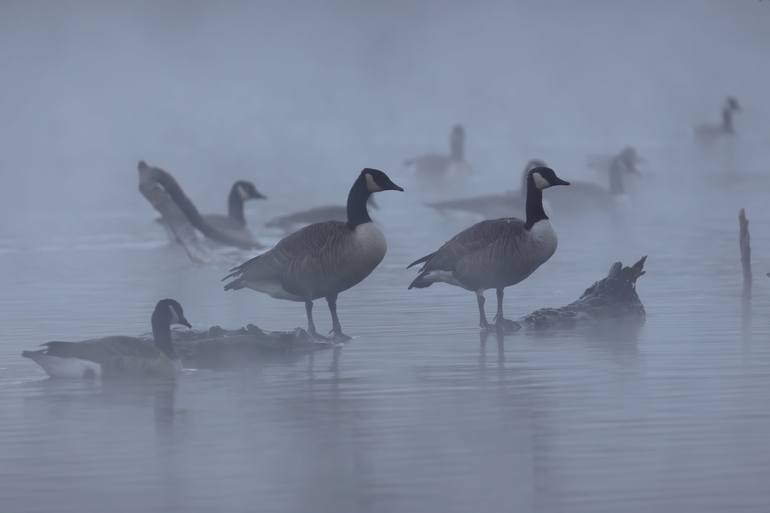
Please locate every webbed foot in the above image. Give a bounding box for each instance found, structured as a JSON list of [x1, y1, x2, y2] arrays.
[[491, 316, 521, 333], [330, 330, 352, 343]]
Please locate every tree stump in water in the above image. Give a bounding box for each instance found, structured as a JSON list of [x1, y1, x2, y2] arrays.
[[739, 208, 751, 300]]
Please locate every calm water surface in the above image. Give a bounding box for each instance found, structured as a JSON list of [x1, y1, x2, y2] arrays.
[[2, 159, 770, 513]]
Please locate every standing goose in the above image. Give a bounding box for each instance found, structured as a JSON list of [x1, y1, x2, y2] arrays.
[[695, 96, 741, 140], [138, 161, 264, 250], [223, 168, 403, 341], [22, 299, 191, 380], [264, 198, 378, 235], [408, 166, 569, 330], [425, 159, 546, 219], [405, 124, 472, 186]]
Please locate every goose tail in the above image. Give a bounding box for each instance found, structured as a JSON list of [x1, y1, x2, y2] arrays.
[[407, 252, 435, 270]]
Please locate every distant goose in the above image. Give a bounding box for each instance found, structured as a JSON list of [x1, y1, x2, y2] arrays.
[[546, 147, 639, 215], [22, 299, 191, 380], [408, 166, 569, 330], [425, 159, 546, 219], [405, 124, 472, 185], [200, 180, 266, 239], [265, 198, 378, 235], [223, 168, 403, 340], [695, 96, 740, 140], [138, 161, 264, 250]]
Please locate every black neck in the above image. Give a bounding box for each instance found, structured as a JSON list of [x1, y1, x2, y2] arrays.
[[524, 177, 548, 230], [450, 136, 464, 161], [346, 175, 373, 229], [151, 316, 178, 360], [227, 186, 246, 225], [722, 107, 734, 133], [608, 158, 624, 195]]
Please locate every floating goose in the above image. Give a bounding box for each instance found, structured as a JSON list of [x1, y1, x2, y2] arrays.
[[223, 168, 404, 340], [199, 180, 266, 241], [695, 96, 740, 141], [22, 299, 191, 380], [425, 159, 546, 219], [264, 198, 378, 235], [408, 166, 569, 330], [138, 161, 264, 250], [546, 148, 639, 215], [405, 124, 472, 186]]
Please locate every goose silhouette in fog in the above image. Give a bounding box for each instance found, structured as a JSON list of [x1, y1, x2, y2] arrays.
[[224, 168, 403, 341], [22, 299, 191, 380], [547, 147, 639, 216], [138, 161, 264, 250], [425, 159, 546, 219], [408, 166, 569, 331], [405, 124, 472, 189], [695, 96, 740, 142]]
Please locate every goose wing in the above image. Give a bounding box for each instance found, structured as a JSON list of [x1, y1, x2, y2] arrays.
[[202, 214, 256, 243], [410, 218, 525, 276], [224, 221, 355, 298]]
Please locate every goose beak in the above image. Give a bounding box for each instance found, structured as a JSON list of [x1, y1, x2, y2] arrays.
[[179, 317, 192, 329], [553, 177, 570, 186], [384, 179, 404, 192], [253, 191, 267, 200]]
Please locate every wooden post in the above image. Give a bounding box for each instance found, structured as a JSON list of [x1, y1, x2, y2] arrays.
[[739, 208, 752, 299]]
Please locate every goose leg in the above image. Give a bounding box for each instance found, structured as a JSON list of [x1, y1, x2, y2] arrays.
[[476, 291, 490, 329], [493, 288, 520, 333], [326, 294, 351, 342], [305, 301, 328, 341]]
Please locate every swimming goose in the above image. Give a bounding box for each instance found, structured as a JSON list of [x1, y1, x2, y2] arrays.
[[695, 96, 740, 140], [22, 299, 191, 380], [138, 161, 264, 250], [405, 124, 472, 185], [408, 166, 569, 331], [264, 198, 378, 235], [425, 159, 546, 219], [546, 148, 639, 215], [200, 180, 266, 240], [223, 168, 404, 341]]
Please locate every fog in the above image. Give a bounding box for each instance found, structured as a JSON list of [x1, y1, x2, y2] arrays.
[[1, 1, 770, 512]]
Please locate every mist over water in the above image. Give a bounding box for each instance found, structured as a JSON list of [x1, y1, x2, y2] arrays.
[[2, 1, 770, 512]]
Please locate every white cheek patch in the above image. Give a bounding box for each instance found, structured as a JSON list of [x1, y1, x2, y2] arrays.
[[365, 173, 382, 192], [238, 185, 248, 200], [532, 172, 550, 190], [167, 304, 180, 324]]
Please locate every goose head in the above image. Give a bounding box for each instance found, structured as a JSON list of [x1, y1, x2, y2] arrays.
[[152, 299, 192, 329], [233, 180, 267, 201], [528, 166, 570, 190], [619, 147, 642, 175], [726, 96, 741, 112], [362, 168, 404, 193]]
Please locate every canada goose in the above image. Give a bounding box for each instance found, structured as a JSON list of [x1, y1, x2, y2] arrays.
[[425, 159, 546, 219], [223, 168, 404, 341], [405, 124, 472, 185], [22, 299, 191, 380], [546, 148, 639, 215], [138, 161, 264, 250], [408, 166, 569, 331], [695, 96, 741, 140], [264, 198, 378, 235], [200, 180, 266, 239]]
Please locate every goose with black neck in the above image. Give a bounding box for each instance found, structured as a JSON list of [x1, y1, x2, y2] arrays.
[[408, 166, 570, 331], [224, 168, 404, 341]]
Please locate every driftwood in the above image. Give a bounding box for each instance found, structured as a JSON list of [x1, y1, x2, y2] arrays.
[[739, 208, 751, 299], [138, 161, 213, 263], [521, 257, 647, 330], [150, 325, 329, 369]]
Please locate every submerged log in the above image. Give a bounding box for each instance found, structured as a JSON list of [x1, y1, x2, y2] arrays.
[[521, 256, 647, 330], [155, 325, 329, 369]]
